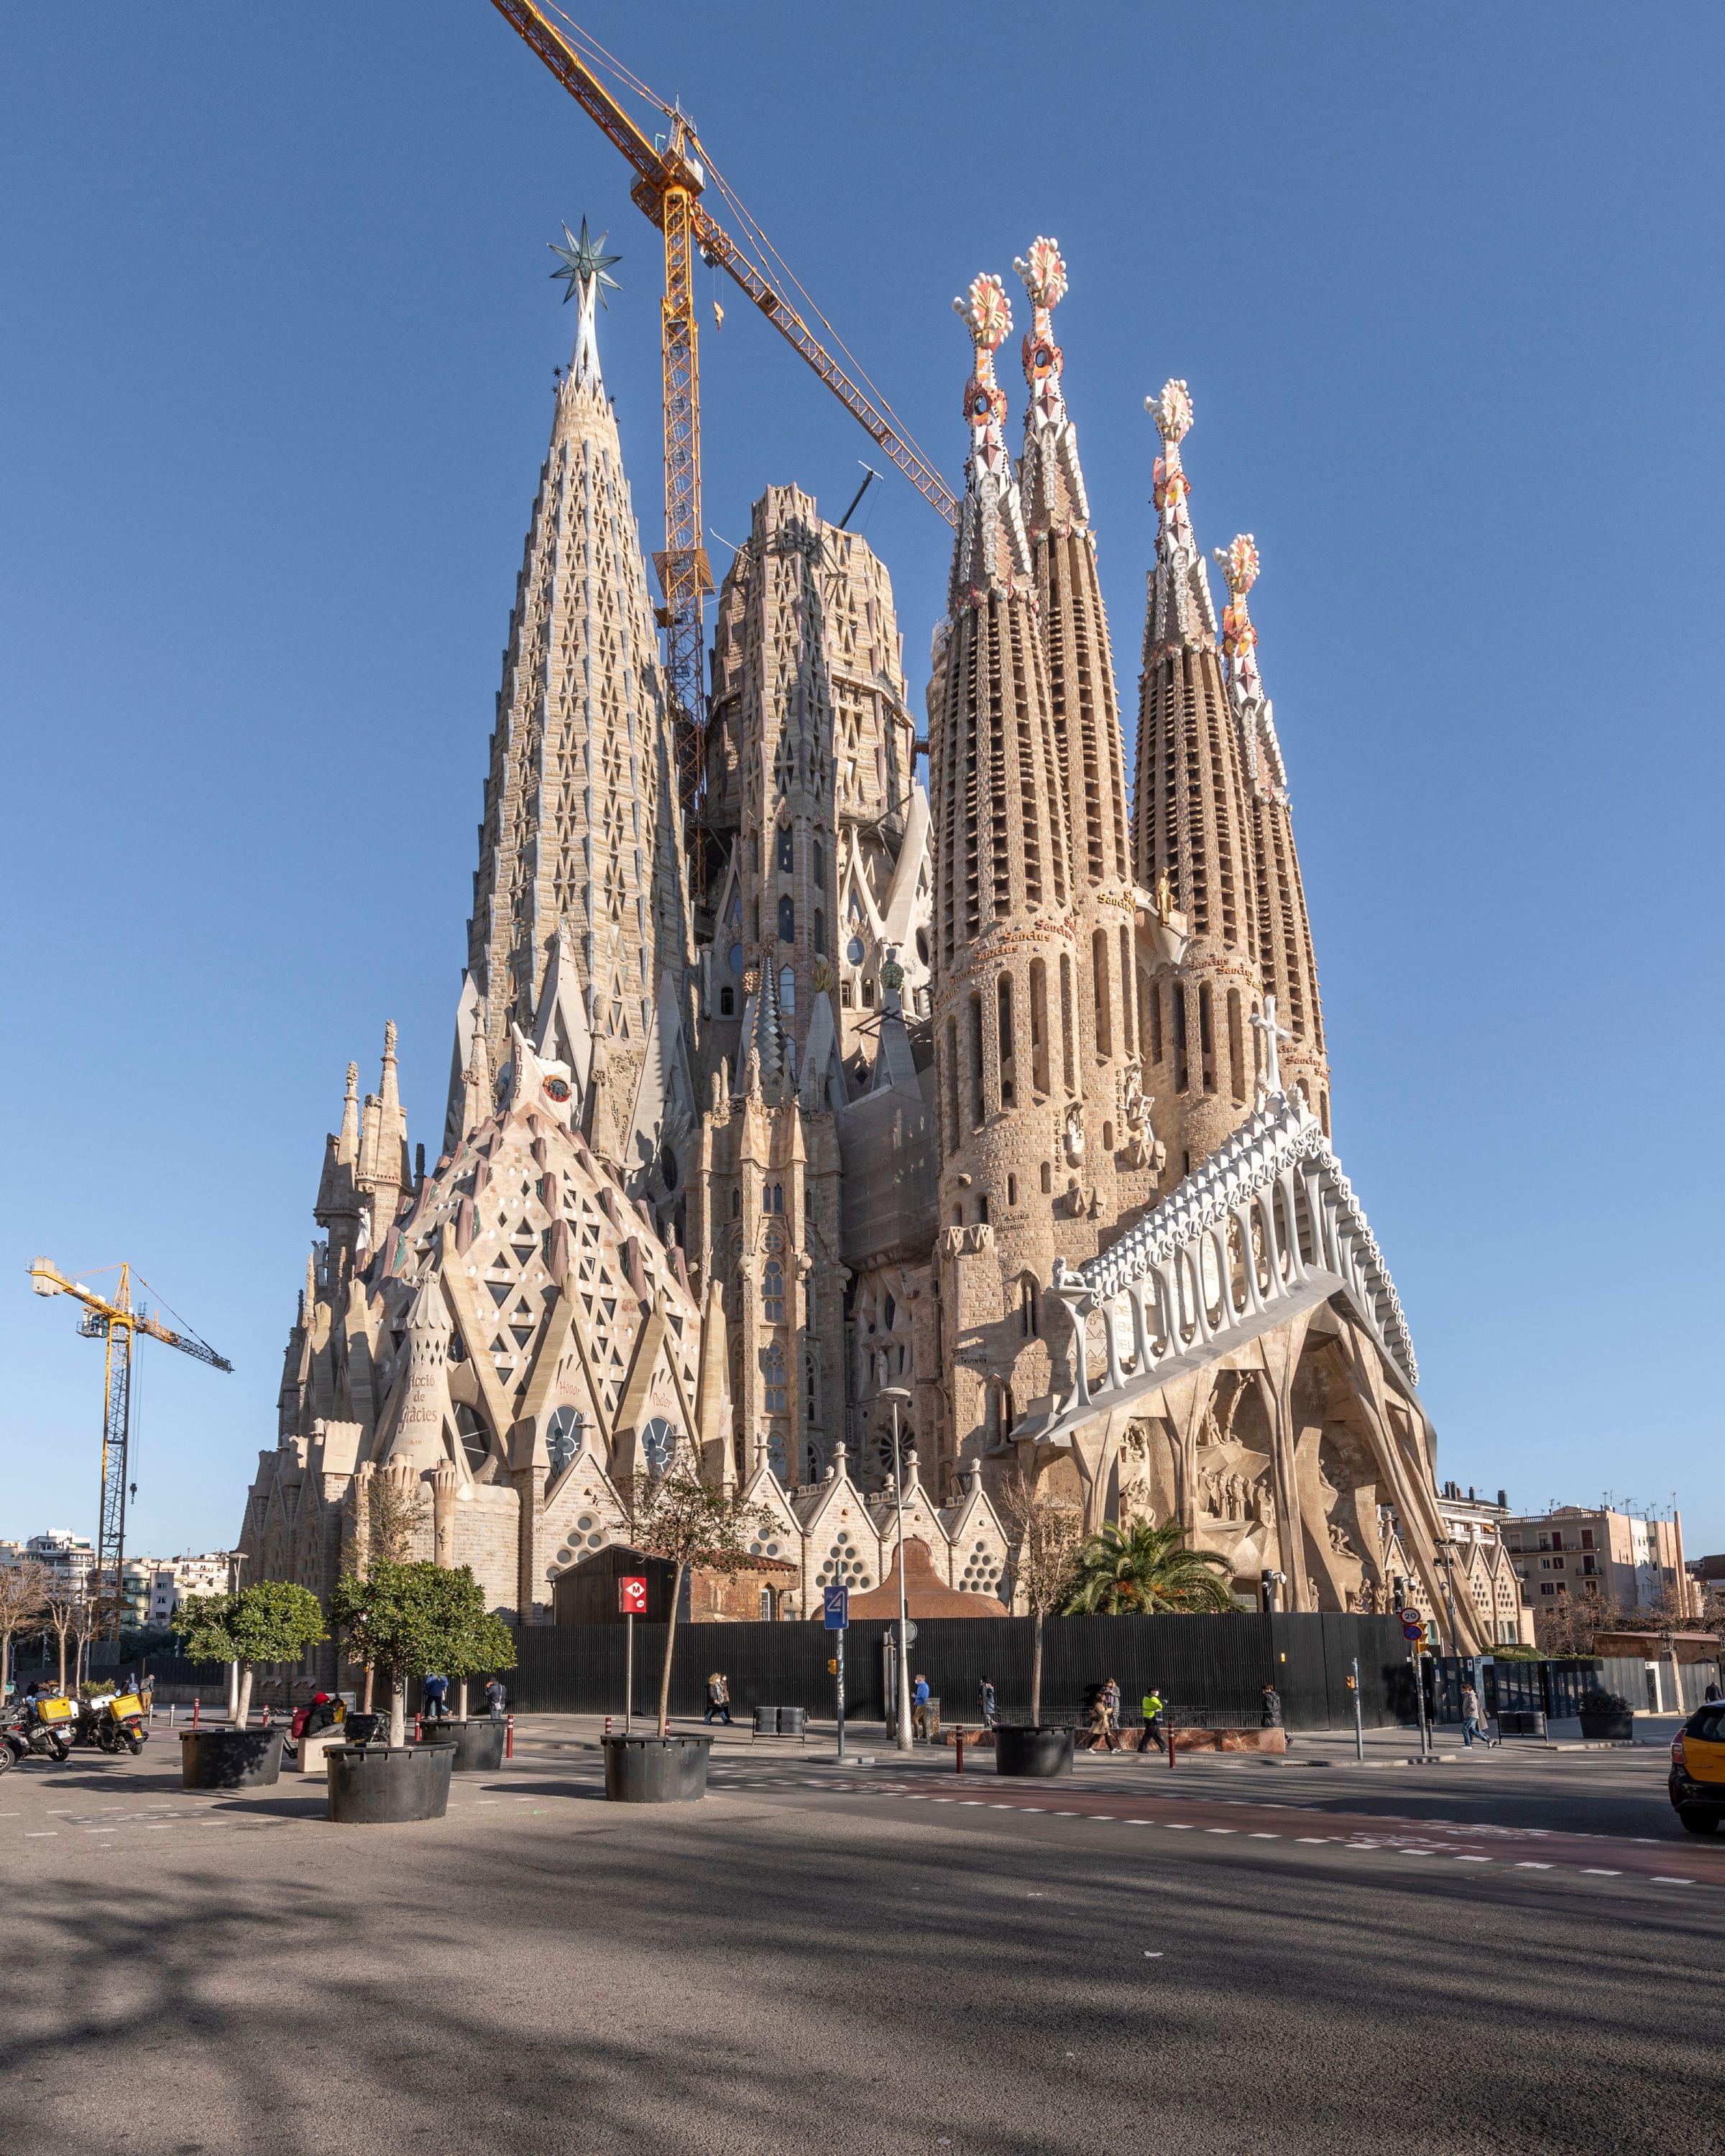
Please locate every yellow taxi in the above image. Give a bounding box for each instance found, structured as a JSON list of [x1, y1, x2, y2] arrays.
[[1669, 1701, 1725, 1834]]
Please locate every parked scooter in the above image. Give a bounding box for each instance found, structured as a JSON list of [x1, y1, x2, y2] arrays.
[[88, 1690, 150, 1756], [0, 1698, 74, 1764]]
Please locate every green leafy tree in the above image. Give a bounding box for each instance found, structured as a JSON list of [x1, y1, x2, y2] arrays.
[[1062, 1519, 1237, 1616], [174, 1581, 326, 1725], [331, 1562, 512, 1745], [628, 1476, 768, 1736], [428, 1566, 517, 1720]]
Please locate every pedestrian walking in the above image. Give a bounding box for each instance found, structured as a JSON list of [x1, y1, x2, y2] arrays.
[[1086, 1687, 1123, 1752], [912, 1672, 932, 1741], [978, 1675, 998, 1729], [704, 1672, 733, 1726], [1705, 1681, 1722, 1704], [1140, 1687, 1164, 1754], [1103, 1677, 1121, 1723], [485, 1674, 507, 1724], [1460, 1681, 1495, 1748], [422, 1671, 450, 1723], [1260, 1682, 1283, 1728]]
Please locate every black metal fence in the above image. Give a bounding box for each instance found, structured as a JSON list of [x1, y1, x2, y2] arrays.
[[505, 1612, 1415, 1731]]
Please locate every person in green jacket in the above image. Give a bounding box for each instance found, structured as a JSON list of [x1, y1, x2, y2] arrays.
[[1140, 1688, 1165, 1753]]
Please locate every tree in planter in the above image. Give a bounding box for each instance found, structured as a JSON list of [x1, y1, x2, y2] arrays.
[[628, 1475, 768, 1737], [331, 1562, 509, 1746], [1062, 1519, 1236, 1616], [0, 1560, 49, 1700], [175, 1583, 327, 1726], [998, 1468, 1083, 1727], [433, 1568, 516, 1721], [349, 1472, 429, 1711]]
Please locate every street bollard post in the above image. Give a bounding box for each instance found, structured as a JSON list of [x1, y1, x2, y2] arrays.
[[505, 1713, 515, 1760], [955, 1731, 965, 1774], [1167, 1724, 1176, 1770]]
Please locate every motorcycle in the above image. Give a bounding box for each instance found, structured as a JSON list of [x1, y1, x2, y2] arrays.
[[93, 1690, 150, 1756], [1, 1700, 73, 1764]]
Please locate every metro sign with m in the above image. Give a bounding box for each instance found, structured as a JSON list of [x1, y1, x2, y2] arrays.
[[619, 1576, 648, 1616]]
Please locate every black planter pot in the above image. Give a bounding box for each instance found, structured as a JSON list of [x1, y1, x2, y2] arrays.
[[343, 1713, 385, 1745], [1578, 1712, 1634, 1742], [415, 1719, 505, 1773], [180, 1728, 283, 1791], [602, 1734, 713, 1803], [994, 1726, 1075, 1779], [326, 1743, 454, 1824]]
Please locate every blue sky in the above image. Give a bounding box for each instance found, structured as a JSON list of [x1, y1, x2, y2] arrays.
[[3, 3, 1720, 1560]]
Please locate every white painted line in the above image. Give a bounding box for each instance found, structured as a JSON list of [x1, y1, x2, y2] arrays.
[[1515, 1861, 1552, 1869], [1652, 1876, 1693, 1884], [1454, 1855, 1491, 1863], [1205, 1828, 1236, 1835], [989, 1803, 1015, 1810], [24, 1832, 57, 1838], [1017, 1805, 1045, 1813], [1583, 1869, 1621, 1877], [1124, 1819, 1152, 1826], [1248, 1832, 1279, 1839], [957, 1800, 985, 1806], [1166, 1823, 1192, 1830], [1052, 1810, 1080, 1817], [1295, 1836, 1327, 1843]]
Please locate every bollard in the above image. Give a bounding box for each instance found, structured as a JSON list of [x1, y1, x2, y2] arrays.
[[193, 1695, 201, 1729], [955, 1731, 965, 1774], [415, 1715, 423, 1742], [1167, 1726, 1176, 1770], [505, 1713, 515, 1760], [604, 1715, 612, 1738]]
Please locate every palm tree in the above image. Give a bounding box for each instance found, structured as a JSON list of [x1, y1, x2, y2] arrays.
[[1062, 1519, 1237, 1616]]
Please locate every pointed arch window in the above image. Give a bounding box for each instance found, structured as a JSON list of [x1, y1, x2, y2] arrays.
[[779, 964, 796, 1013], [812, 835, 826, 884], [776, 826, 794, 875], [763, 1344, 787, 1415], [778, 896, 796, 943], [762, 1260, 785, 1325]]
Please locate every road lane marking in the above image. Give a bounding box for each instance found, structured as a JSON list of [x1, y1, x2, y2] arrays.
[[1515, 1862, 1552, 1869], [1583, 1869, 1622, 1877]]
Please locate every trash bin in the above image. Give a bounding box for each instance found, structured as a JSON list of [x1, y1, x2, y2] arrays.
[[753, 1706, 780, 1736], [778, 1705, 807, 1739]]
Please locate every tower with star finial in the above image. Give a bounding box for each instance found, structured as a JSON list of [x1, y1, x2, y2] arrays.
[[446, 224, 693, 1208]]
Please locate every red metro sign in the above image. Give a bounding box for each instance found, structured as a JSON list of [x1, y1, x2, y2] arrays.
[[618, 1576, 648, 1616]]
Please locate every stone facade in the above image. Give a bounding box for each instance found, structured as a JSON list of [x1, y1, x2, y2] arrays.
[[238, 236, 1478, 1646]]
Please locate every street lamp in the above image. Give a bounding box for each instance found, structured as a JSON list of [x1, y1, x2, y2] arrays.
[[878, 1382, 914, 1753]]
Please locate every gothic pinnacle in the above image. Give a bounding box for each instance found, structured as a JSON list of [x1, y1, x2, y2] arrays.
[[1142, 379, 1217, 658], [949, 273, 1031, 602], [549, 217, 622, 392]]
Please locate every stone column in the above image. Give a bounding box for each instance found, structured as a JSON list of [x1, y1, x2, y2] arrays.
[[431, 1462, 459, 1567], [349, 1461, 375, 1577]]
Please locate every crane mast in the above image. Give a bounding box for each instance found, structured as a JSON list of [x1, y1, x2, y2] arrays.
[[487, 1, 956, 814], [30, 1258, 232, 1638]]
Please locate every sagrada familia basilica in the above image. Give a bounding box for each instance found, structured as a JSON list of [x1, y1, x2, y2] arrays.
[[239, 236, 1519, 1653]]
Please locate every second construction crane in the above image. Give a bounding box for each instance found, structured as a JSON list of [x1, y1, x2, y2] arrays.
[[488, 1, 957, 813], [29, 1259, 232, 1636]]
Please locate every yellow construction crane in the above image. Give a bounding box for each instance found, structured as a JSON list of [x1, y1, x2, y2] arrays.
[[29, 1259, 232, 1636], [487, 2, 957, 814]]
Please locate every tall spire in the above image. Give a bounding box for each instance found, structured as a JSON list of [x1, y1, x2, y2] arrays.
[[931, 273, 1074, 1476], [1141, 381, 1220, 658], [948, 275, 1033, 607], [459, 240, 689, 1184], [1131, 384, 1261, 1173], [1216, 536, 1329, 1125], [1013, 236, 1132, 900]]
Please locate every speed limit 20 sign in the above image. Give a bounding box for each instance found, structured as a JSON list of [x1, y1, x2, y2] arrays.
[[619, 1576, 648, 1616]]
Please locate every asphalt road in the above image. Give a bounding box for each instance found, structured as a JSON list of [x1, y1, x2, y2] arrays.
[[1, 1735, 1719, 2156]]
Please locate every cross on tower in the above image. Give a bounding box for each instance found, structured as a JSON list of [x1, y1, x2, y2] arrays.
[[1251, 995, 1292, 1097]]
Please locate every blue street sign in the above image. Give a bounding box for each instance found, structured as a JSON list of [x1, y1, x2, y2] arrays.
[[1402, 1621, 1425, 1641], [824, 1585, 849, 1630]]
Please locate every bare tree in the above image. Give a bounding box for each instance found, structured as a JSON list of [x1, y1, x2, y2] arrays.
[[0, 1561, 50, 1698], [42, 1588, 81, 1692], [998, 1467, 1082, 1727]]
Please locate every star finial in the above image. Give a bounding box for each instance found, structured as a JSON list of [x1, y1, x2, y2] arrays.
[[548, 218, 622, 308]]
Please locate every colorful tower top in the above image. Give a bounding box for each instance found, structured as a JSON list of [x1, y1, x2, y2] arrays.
[[1216, 534, 1288, 801], [949, 274, 1033, 606], [1014, 236, 1090, 537], [1142, 380, 1219, 660]]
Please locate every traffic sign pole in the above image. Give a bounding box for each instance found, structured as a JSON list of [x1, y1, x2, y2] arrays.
[[836, 1627, 846, 1762], [823, 1584, 850, 1761], [625, 1613, 633, 1737]]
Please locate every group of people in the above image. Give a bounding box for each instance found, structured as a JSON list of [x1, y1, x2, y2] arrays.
[[420, 1674, 510, 1723]]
